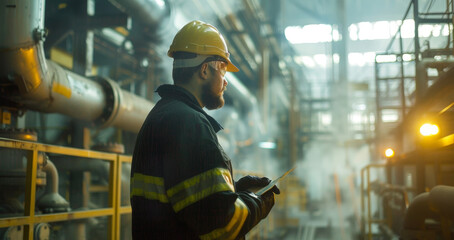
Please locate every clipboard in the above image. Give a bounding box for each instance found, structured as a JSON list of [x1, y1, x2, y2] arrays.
[[255, 166, 296, 196]]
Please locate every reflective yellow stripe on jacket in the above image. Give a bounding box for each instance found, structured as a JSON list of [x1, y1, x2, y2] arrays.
[[167, 168, 235, 212], [130, 173, 168, 203], [199, 198, 248, 240]]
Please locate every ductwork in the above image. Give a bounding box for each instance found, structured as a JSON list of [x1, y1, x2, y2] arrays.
[[0, 0, 153, 133]]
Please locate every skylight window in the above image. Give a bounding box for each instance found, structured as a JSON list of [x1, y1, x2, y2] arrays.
[[381, 109, 399, 122], [285, 19, 450, 44], [297, 52, 377, 68], [285, 24, 335, 44]]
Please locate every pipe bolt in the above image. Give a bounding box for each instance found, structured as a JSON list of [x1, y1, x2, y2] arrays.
[[33, 28, 48, 42]]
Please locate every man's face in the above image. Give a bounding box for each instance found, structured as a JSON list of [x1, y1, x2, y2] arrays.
[[202, 61, 228, 110]]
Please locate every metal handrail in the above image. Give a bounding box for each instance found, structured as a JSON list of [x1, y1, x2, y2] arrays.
[[0, 137, 132, 240], [360, 163, 386, 240]]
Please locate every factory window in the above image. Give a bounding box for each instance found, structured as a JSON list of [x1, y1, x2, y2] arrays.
[[349, 111, 366, 125], [285, 20, 450, 44], [295, 52, 376, 68], [381, 109, 399, 122], [320, 112, 332, 126], [285, 24, 338, 44]]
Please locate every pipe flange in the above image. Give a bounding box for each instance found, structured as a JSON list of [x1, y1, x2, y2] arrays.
[[93, 76, 121, 128], [0, 128, 38, 141], [33, 28, 48, 42], [34, 223, 51, 240]]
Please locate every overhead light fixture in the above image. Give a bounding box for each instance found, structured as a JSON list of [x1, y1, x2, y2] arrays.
[[259, 141, 276, 149], [420, 123, 439, 136], [384, 148, 395, 158]]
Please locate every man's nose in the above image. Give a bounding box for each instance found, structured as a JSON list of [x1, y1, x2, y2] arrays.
[[223, 78, 228, 87]]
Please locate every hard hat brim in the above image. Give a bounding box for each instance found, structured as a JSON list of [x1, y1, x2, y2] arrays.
[[226, 60, 239, 72]]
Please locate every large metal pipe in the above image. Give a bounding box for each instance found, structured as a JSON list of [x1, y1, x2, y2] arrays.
[[427, 185, 454, 221], [0, 0, 153, 133], [402, 185, 454, 237], [108, 0, 171, 31], [402, 192, 432, 230]]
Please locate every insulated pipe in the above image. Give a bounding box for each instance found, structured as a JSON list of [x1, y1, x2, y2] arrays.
[[42, 159, 59, 194], [108, 0, 171, 32], [0, 0, 153, 133], [0, 0, 45, 49], [402, 192, 431, 230], [37, 158, 70, 213], [402, 185, 454, 231], [427, 185, 454, 221]]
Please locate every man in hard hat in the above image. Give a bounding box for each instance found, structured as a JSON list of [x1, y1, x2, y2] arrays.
[[130, 20, 279, 239]]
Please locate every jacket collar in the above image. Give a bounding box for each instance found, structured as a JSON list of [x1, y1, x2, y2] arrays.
[[156, 84, 224, 132]]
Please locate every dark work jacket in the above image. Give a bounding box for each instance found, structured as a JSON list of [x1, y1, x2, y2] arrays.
[[131, 85, 266, 240]]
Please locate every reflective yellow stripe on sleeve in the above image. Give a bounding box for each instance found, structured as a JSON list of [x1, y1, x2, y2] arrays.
[[130, 173, 169, 203], [199, 198, 248, 240], [167, 168, 235, 212]]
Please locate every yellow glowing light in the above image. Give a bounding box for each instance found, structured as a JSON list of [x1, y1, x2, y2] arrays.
[[420, 123, 439, 136], [385, 148, 395, 158], [431, 124, 439, 135]]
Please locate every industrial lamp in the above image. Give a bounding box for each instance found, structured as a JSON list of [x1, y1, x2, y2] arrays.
[[384, 148, 395, 158], [420, 123, 439, 136]]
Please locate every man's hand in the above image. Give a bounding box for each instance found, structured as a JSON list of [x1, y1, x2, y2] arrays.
[[235, 175, 280, 194]]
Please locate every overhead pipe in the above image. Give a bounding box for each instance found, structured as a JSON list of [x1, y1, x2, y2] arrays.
[[109, 0, 175, 61], [108, 0, 171, 32], [0, 0, 153, 133]]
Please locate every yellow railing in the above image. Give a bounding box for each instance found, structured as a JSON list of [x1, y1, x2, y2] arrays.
[[0, 137, 131, 240], [361, 163, 418, 240], [360, 163, 386, 240]]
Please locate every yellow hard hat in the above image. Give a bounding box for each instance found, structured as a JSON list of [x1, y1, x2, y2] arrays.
[[168, 20, 239, 72]]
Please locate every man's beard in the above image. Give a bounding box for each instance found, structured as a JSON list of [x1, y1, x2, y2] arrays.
[[202, 81, 225, 110]]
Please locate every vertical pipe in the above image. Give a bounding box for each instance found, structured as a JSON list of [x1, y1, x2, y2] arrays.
[[0, 0, 45, 49], [259, 44, 270, 132], [42, 160, 59, 193], [398, 36, 406, 122], [374, 60, 381, 162], [413, 0, 420, 59], [398, 34, 406, 156], [72, 0, 94, 77], [360, 168, 365, 238], [333, 0, 349, 141], [413, 0, 425, 103], [289, 71, 297, 168], [367, 167, 372, 240]]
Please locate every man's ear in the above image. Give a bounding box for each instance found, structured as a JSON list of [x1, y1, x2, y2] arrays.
[[199, 63, 209, 80]]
